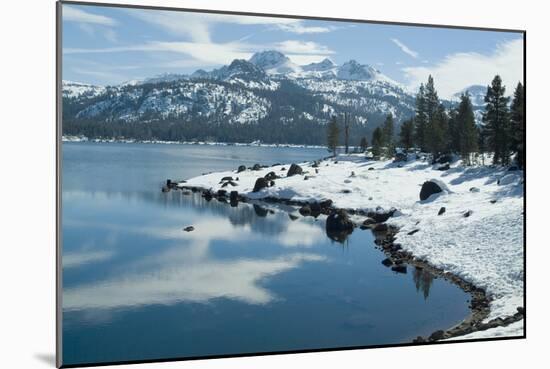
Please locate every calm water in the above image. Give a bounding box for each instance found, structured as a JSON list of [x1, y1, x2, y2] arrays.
[[62, 142, 469, 366]]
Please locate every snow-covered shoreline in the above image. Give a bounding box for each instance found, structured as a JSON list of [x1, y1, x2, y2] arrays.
[[61, 135, 329, 149], [177, 153, 524, 340]]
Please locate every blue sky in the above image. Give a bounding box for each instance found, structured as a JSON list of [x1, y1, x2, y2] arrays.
[[62, 3, 523, 98]]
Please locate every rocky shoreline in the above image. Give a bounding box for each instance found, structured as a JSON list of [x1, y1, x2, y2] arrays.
[[163, 160, 523, 343]]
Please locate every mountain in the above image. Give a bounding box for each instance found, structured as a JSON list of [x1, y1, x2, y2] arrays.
[[62, 50, 419, 144], [453, 85, 487, 107]]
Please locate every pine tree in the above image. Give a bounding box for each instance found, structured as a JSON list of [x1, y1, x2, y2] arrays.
[[455, 94, 478, 165], [343, 112, 350, 154], [327, 115, 340, 156], [426, 103, 450, 159], [382, 113, 395, 157], [510, 82, 525, 168], [399, 118, 415, 151], [371, 127, 384, 158], [359, 136, 368, 153], [414, 83, 428, 151], [482, 75, 511, 165]]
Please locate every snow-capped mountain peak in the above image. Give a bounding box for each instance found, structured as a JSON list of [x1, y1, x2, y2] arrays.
[[302, 58, 336, 72], [337, 60, 379, 81], [453, 85, 487, 106], [249, 50, 301, 75]]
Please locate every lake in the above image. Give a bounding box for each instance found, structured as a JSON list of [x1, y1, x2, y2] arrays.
[[61, 142, 470, 366]]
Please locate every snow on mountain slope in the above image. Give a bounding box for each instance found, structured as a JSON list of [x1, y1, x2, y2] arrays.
[[62, 81, 105, 99], [249, 50, 301, 75]]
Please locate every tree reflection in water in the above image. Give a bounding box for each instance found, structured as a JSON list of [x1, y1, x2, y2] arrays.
[[412, 266, 434, 300]]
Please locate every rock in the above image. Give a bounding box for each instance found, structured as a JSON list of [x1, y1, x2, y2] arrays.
[[438, 207, 446, 215], [315, 168, 319, 174], [312, 160, 320, 168], [463, 210, 473, 218], [217, 189, 227, 197], [183, 226, 194, 232], [429, 330, 445, 341], [220, 176, 234, 182], [413, 336, 426, 343], [436, 163, 450, 171], [181, 190, 191, 195], [161, 185, 170, 193], [287, 163, 303, 177], [280, 167, 286, 171], [341, 189, 352, 194], [221, 180, 237, 187], [490, 199, 497, 204], [516, 307, 525, 315], [394, 152, 407, 162], [366, 209, 396, 223], [508, 165, 519, 171], [288, 214, 299, 221], [310, 202, 322, 217], [252, 177, 269, 192], [391, 265, 407, 274], [381, 258, 393, 267], [320, 199, 333, 209], [362, 218, 377, 227], [252, 163, 261, 171], [299, 204, 312, 216], [237, 165, 246, 173], [350, 171, 356, 177], [264, 171, 278, 180], [203, 191, 213, 201], [373, 223, 388, 232], [368, 167, 375, 171], [436, 154, 453, 164], [271, 163, 281, 167], [469, 187, 480, 193], [407, 229, 420, 235], [326, 209, 354, 232], [419, 180, 443, 201]]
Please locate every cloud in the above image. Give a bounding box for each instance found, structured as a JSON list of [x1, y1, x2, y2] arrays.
[[274, 40, 334, 55], [63, 250, 115, 268], [402, 38, 524, 99], [63, 5, 117, 26], [391, 38, 419, 59], [276, 23, 334, 34]]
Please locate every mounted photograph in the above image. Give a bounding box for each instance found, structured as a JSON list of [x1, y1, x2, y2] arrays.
[[57, 1, 525, 367]]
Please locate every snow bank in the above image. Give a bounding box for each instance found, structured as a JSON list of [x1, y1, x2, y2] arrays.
[[182, 154, 524, 337], [444, 320, 524, 341]]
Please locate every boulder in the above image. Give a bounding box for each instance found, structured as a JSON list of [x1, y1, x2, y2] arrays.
[[394, 152, 407, 162], [419, 180, 443, 201], [298, 204, 312, 216], [183, 226, 194, 232], [381, 258, 393, 267], [221, 180, 237, 187], [237, 165, 246, 173], [229, 191, 239, 202], [203, 191, 213, 201], [252, 177, 269, 192], [373, 223, 389, 232], [320, 199, 333, 210], [407, 229, 420, 235], [428, 330, 445, 341], [436, 163, 450, 171], [463, 210, 473, 218], [264, 171, 278, 180], [310, 202, 322, 217], [287, 163, 303, 177], [436, 154, 453, 164], [326, 209, 354, 232], [252, 163, 261, 171], [220, 176, 234, 182], [367, 209, 396, 223], [438, 207, 446, 215], [217, 189, 227, 197], [469, 187, 480, 193]]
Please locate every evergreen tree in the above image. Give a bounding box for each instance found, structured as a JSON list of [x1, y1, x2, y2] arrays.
[[399, 118, 415, 150], [327, 115, 340, 156], [426, 103, 450, 159], [510, 82, 525, 168], [455, 93, 478, 165], [482, 75, 511, 165], [343, 112, 350, 154], [359, 136, 368, 153], [414, 83, 428, 151], [382, 113, 395, 157], [371, 127, 384, 158]]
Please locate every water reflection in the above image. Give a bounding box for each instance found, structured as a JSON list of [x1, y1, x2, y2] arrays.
[[412, 266, 434, 300]]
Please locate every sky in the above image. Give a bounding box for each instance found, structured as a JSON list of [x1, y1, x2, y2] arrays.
[[62, 3, 524, 99]]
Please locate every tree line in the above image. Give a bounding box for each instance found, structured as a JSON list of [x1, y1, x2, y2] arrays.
[[327, 74, 525, 168]]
